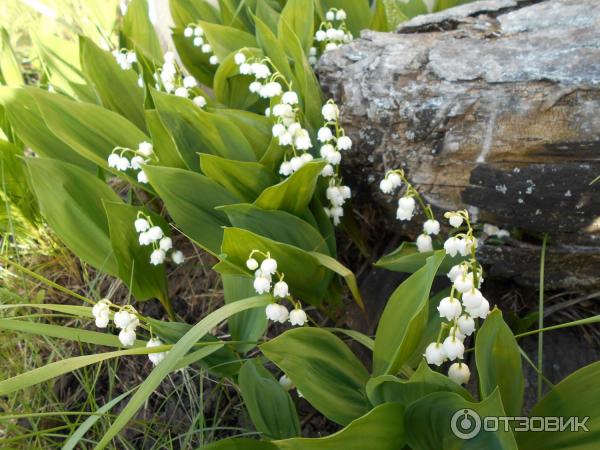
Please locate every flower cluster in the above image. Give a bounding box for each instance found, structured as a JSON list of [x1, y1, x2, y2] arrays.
[[183, 24, 219, 65], [423, 210, 491, 385], [134, 212, 185, 266], [153, 51, 207, 107], [112, 48, 137, 70], [246, 250, 307, 327], [319, 100, 353, 225], [312, 8, 353, 60], [92, 299, 167, 364], [234, 52, 316, 177], [379, 169, 441, 252], [107, 141, 156, 183]]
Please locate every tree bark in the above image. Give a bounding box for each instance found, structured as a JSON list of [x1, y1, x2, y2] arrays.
[[317, 0, 600, 289]]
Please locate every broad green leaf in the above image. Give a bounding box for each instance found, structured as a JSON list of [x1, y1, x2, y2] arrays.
[[95, 296, 272, 449], [374, 241, 465, 275], [199, 21, 257, 61], [0, 303, 93, 317], [34, 34, 97, 102], [0, 140, 38, 223], [0, 319, 143, 348], [200, 154, 278, 201], [254, 16, 295, 85], [370, 0, 390, 32], [518, 360, 600, 450], [29, 87, 149, 174], [218, 0, 255, 32], [213, 49, 262, 110], [277, 18, 323, 130], [145, 109, 188, 169], [169, 0, 221, 29], [476, 308, 524, 416], [103, 202, 168, 303], [223, 274, 267, 353], [254, 161, 326, 216], [275, 403, 406, 450], [278, 0, 314, 54], [405, 389, 518, 450], [216, 108, 272, 159], [0, 27, 23, 86], [144, 165, 240, 255], [152, 89, 256, 166], [373, 251, 446, 375], [26, 158, 119, 276], [328, 328, 374, 351], [239, 359, 300, 439], [218, 227, 330, 305], [395, 0, 430, 19], [319, 0, 372, 36], [79, 36, 146, 132], [0, 87, 94, 171], [260, 327, 370, 426], [122, 0, 163, 63], [256, 1, 281, 33], [219, 203, 329, 254], [366, 360, 473, 407], [172, 31, 216, 88], [309, 251, 363, 309]]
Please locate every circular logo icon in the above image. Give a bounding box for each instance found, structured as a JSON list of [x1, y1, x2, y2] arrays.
[[451, 408, 481, 440]]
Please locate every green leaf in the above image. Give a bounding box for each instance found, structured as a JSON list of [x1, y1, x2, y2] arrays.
[[275, 403, 406, 450], [172, 30, 217, 88], [213, 48, 262, 110], [256, 1, 281, 33], [200, 154, 278, 201], [103, 201, 168, 303], [29, 87, 149, 174], [260, 327, 370, 426], [169, 0, 221, 29], [122, 0, 163, 63], [254, 16, 295, 84], [219, 203, 328, 254], [518, 360, 600, 450], [144, 165, 240, 255], [309, 251, 363, 309], [79, 36, 146, 132], [95, 295, 272, 449], [0, 87, 94, 171], [369, 0, 390, 32], [0, 27, 23, 86], [254, 161, 325, 216], [278, 0, 314, 54], [0, 319, 143, 348], [199, 21, 257, 62], [373, 251, 446, 375], [218, 227, 330, 305], [202, 439, 279, 450], [223, 274, 267, 353], [151, 88, 256, 166], [26, 158, 119, 276], [216, 108, 272, 159], [475, 308, 524, 416], [0, 140, 38, 222], [395, 0, 430, 19], [404, 389, 518, 450], [374, 241, 465, 274], [367, 360, 473, 407], [319, 0, 372, 36], [145, 109, 188, 169], [239, 359, 300, 439]]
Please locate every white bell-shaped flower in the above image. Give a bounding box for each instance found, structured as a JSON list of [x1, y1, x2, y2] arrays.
[[449, 214, 463, 228], [246, 258, 259, 270], [279, 161, 293, 176], [461, 288, 484, 309], [448, 362, 471, 385], [447, 264, 464, 283], [92, 299, 111, 328], [193, 96, 206, 107], [449, 325, 466, 342], [321, 103, 339, 122], [147, 226, 164, 242], [416, 234, 433, 253], [137, 170, 149, 184], [388, 172, 402, 188], [282, 91, 298, 105], [466, 298, 490, 319], [108, 153, 120, 168], [457, 314, 475, 336], [159, 237, 173, 251], [317, 127, 333, 142], [147, 338, 167, 365], [335, 9, 347, 20], [174, 87, 188, 98], [443, 237, 461, 257], [289, 308, 307, 326], [116, 156, 130, 171], [254, 276, 271, 294], [266, 303, 281, 321], [337, 135, 352, 150], [234, 52, 246, 65], [130, 156, 145, 170], [454, 273, 475, 293], [423, 219, 440, 235], [379, 178, 394, 194], [171, 250, 185, 265], [442, 336, 465, 361], [261, 258, 277, 275], [273, 280, 289, 298], [119, 328, 136, 347], [134, 218, 150, 233], [321, 164, 334, 177], [424, 342, 446, 366], [315, 30, 326, 41], [279, 374, 294, 390], [150, 249, 166, 265], [437, 296, 462, 321]]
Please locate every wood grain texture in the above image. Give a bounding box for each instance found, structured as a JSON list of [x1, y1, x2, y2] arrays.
[[317, 0, 600, 288]]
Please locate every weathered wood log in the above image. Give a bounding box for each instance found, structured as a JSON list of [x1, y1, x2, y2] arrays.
[[317, 0, 600, 289]]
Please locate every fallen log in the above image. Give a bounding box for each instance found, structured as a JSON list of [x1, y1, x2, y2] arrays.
[[317, 0, 600, 289]]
